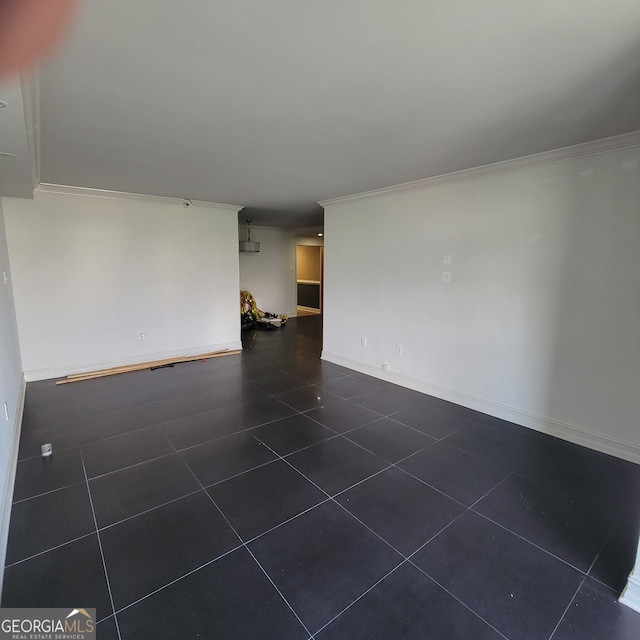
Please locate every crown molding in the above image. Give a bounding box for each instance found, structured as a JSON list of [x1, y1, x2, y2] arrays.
[[34, 183, 243, 212], [319, 130, 640, 207]]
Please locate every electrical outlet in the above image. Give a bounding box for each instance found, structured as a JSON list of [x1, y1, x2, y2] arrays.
[[361, 337, 367, 347], [382, 363, 390, 371], [442, 272, 452, 283], [138, 332, 145, 340], [396, 345, 403, 356], [443, 255, 452, 265]]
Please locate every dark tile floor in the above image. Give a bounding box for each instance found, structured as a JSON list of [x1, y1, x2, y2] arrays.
[[3, 316, 640, 639]]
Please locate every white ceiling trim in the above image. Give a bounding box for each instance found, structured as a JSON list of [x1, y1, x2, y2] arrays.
[[35, 183, 243, 212], [319, 130, 640, 207]]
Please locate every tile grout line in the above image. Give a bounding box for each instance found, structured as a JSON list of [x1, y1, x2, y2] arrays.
[[80, 456, 122, 640], [547, 575, 587, 640], [468, 508, 597, 576], [581, 507, 628, 587], [4, 531, 96, 569], [12, 480, 89, 505], [308, 562, 409, 638], [166, 434, 314, 638], [95, 488, 204, 533], [407, 560, 511, 640], [257, 438, 513, 638], [254, 440, 421, 632], [111, 544, 244, 616]]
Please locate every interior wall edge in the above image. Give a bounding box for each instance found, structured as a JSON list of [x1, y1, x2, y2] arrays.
[[620, 575, 640, 614], [0, 375, 26, 594], [321, 351, 640, 465]]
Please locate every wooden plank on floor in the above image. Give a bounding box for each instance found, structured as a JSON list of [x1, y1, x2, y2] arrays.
[[56, 349, 242, 385]]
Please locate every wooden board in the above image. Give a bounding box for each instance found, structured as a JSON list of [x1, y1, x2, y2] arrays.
[[56, 349, 241, 385]]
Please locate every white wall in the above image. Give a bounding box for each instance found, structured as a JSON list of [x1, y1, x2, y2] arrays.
[[0, 198, 25, 587], [621, 542, 640, 613], [239, 226, 297, 317], [323, 142, 640, 462], [3, 189, 242, 380]]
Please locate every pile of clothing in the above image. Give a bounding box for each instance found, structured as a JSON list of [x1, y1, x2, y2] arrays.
[[240, 290, 288, 330]]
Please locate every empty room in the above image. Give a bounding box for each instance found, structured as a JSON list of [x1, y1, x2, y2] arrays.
[[0, 1, 639, 639]]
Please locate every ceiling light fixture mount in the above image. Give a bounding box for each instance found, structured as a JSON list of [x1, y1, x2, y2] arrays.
[[239, 220, 260, 253]]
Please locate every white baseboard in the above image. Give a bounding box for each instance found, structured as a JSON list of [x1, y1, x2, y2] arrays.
[[620, 574, 640, 613], [321, 351, 640, 465], [0, 375, 26, 594], [24, 342, 244, 382]]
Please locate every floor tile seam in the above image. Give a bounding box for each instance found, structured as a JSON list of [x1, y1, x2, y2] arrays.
[[328, 466, 394, 501], [111, 544, 244, 617], [164, 434, 244, 548], [200, 457, 285, 490], [308, 560, 409, 638], [385, 464, 469, 509], [393, 474, 514, 562], [3, 531, 96, 569], [512, 469, 628, 519], [168, 437, 313, 638], [402, 437, 515, 479], [442, 431, 637, 512], [78, 423, 168, 448], [252, 429, 344, 458], [583, 506, 628, 579], [80, 456, 122, 640], [426, 427, 529, 463], [347, 399, 397, 416], [585, 574, 625, 594], [160, 422, 248, 452], [340, 431, 438, 467], [269, 380, 323, 394], [95, 487, 205, 532], [242, 544, 314, 637], [240, 497, 334, 546], [274, 394, 343, 414], [256, 379, 316, 395], [166, 414, 294, 454], [256, 442, 335, 502], [406, 560, 511, 640], [275, 441, 399, 505], [380, 413, 458, 441], [74, 422, 171, 449], [299, 409, 386, 435], [467, 508, 590, 575], [12, 479, 87, 505], [85, 450, 180, 482], [547, 575, 587, 640], [256, 440, 408, 559], [329, 497, 410, 559], [322, 430, 398, 466], [403, 506, 472, 563], [465, 471, 514, 510], [17, 443, 80, 463]]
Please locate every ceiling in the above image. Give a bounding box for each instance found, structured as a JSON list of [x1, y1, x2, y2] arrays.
[[8, 0, 640, 226]]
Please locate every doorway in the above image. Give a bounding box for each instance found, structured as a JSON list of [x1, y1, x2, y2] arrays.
[[296, 245, 323, 316]]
